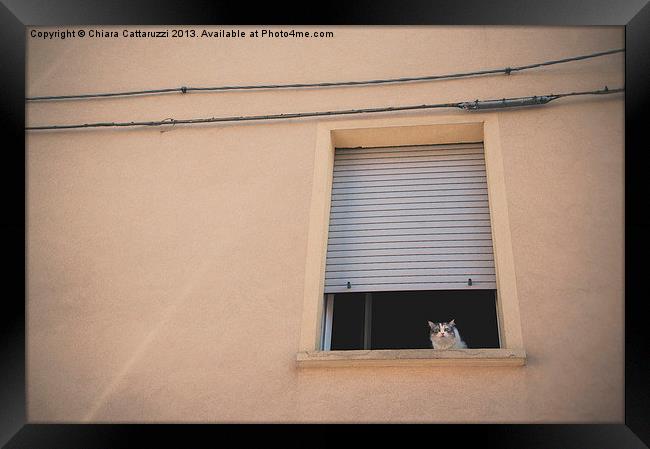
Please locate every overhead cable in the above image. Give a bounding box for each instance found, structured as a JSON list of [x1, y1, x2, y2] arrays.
[[25, 86, 623, 131], [25, 48, 624, 102]]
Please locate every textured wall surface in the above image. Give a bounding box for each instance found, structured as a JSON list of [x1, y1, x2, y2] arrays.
[[26, 26, 624, 422]]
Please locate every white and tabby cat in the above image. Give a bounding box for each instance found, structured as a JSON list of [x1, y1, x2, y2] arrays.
[[428, 319, 468, 349]]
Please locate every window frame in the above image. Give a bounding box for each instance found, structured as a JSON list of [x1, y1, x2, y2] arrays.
[[298, 116, 526, 367]]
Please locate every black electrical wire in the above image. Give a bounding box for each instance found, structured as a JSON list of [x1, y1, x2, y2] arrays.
[[25, 48, 624, 102], [25, 86, 623, 131]]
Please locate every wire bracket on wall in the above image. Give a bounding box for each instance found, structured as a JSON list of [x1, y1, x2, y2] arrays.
[[159, 117, 177, 133]]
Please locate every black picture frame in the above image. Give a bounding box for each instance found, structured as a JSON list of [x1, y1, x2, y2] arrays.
[[2, 1, 648, 447]]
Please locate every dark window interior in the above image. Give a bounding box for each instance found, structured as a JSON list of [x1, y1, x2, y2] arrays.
[[329, 290, 500, 350], [329, 292, 365, 350]]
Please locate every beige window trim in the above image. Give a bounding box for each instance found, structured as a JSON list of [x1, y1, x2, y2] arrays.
[[297, 348, 526, 368], [298, 115, 525, 368]]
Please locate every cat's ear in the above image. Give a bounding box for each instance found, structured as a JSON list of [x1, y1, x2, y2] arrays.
[[427, 321, 435, 328], [449, 319, 456, 326]]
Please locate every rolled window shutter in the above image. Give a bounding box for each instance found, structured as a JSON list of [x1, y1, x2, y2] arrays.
[[324, 143, 496, 293]]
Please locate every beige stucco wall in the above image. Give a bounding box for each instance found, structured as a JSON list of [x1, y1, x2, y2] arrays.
[[26, 26, 624, 422]]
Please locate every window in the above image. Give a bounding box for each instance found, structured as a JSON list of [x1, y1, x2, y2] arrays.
[[297, 120, 525, 367], [321, 142, 500, 351], [326, 290, 500, 350]]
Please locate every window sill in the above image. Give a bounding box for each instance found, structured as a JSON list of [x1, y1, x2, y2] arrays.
[[296, 348, 526, 368]]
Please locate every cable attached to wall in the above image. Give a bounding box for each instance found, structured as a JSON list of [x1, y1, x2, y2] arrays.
[[25, 86, 624, 131], [25, 48, 624, 102]]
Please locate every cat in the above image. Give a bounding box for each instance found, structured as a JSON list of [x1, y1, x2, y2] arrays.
[[428, 319, 468, 349]]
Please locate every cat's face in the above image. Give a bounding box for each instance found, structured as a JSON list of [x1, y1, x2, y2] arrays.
[[428, 319, 456, 339]]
